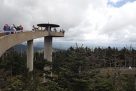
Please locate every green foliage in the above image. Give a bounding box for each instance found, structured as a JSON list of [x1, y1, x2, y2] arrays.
[[3, 76, 23, 91], [0, 47, 136, 91]]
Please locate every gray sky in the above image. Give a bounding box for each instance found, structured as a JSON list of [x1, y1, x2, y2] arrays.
[[0, 0, 136, 47]]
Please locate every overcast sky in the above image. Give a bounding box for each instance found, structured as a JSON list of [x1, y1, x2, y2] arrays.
[[0, 0, 136, 47]]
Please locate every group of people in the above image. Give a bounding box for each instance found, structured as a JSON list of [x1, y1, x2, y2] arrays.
[[2, 24, 64, 34], [3, 24, 23, 34], [32, 25, 65, 33]]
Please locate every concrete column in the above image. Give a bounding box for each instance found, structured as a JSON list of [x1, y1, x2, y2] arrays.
[[27, 40, 33, 72], [44, 36, 52, 62], [43, 36, 52, 82]]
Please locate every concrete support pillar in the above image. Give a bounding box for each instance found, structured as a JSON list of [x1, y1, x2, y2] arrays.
[[43, 36, 52, 82], [27, 40, 33, 72], [44, 36, 52, 62]]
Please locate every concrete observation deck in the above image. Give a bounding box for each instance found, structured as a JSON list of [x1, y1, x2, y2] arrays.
[[0, 30, 64, 56], [0, 23, 65, 72]]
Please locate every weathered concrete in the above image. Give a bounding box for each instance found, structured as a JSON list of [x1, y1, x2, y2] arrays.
[[0, 31, 64, 57], [27, 40, 33, 71], [0, 32, 4, 37], [44, 36, 52, 62]]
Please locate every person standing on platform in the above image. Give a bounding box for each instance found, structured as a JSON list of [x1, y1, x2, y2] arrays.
[[3, 24, 10, 35], [10, 25, 16, 34], [19, 25, 23, 32]]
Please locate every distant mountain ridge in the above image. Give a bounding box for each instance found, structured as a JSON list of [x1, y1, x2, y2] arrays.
[[13, 42, 136, 53], [34, 41, 71, 50], [13, 44, 42, 53], [13, 44, 65, 53]]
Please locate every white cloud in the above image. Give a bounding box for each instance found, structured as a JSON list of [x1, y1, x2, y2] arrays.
[[64, 0, 136, 45], [101, 1, 136, 42], [110, 0, 120, 3], [0, 0, 136, 47]]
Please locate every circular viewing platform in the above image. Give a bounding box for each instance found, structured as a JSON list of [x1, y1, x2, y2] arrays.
[[37, 23, 60, 27], [35, 23, 65, 33]]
